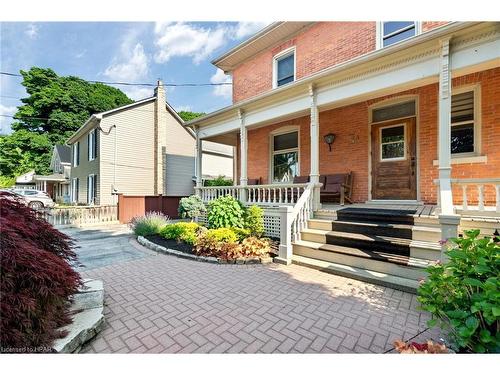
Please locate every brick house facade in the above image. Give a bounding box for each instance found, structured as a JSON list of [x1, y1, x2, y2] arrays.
[[189, 21, 500, 210]]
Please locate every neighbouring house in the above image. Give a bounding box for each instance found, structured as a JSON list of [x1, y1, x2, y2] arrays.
[[14, 170, 36, 189], [32, 145, 72, 203], [186, 22, 500, 290], [66, 82, 233, 206]]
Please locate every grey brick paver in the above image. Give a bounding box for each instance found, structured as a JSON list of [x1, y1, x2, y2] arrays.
[[77, 230, 443, 354]]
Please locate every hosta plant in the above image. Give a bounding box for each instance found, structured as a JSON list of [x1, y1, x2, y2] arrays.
[[417, 229, 500, 353], [129, 212, 170, 236], [207, 195, 245, 229]]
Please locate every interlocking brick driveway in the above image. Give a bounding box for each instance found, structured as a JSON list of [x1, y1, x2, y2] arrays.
[[76, 229, 443, 353]]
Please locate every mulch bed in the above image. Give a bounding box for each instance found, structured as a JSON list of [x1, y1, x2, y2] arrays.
[[144, 235, 194, 254]]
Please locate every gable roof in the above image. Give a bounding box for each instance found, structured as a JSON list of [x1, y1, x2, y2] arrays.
[[212, 22, 314, 72], [54, 144, 71, 164]]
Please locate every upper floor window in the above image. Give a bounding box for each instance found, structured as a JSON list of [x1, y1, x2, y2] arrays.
[[271, 130, 299, 182], [451, 88, 479, 155], [378, 22, 420, 48], [72, 142, 80, 167], [273, 48, 295, 88], [88, 129, 98, 161]]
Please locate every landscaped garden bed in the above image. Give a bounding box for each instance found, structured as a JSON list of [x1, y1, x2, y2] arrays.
[[130, 195, 277, 265]]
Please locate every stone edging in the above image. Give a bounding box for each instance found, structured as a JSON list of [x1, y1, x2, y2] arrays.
[[137, 236, 273, 265]]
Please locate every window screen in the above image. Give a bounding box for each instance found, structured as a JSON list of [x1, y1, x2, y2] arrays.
[[451, 91, 475, 154]]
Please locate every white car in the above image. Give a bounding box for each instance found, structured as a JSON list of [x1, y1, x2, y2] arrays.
[[12, 189, 56, 209]]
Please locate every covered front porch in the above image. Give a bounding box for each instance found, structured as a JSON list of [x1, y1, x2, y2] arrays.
[[34, 173, 70, 203], [188, 23, 500, 273]]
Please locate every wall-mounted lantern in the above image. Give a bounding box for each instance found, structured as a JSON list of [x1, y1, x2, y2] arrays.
[[323, 133, 336, 152]]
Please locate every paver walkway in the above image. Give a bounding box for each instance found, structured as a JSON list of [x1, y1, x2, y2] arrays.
[[74, 226, 443, 353]]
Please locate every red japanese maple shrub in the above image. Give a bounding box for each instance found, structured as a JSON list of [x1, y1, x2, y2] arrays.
[[0, 192, 82, 351]]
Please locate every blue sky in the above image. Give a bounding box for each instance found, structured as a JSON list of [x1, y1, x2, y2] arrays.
[[0, 21, 269, 134]]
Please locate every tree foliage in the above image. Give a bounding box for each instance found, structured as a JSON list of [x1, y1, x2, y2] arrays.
[[178, 111, 205, 122], [1, 67, 133, 178]]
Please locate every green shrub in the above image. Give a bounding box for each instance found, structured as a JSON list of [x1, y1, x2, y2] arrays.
[[233, 227, 251, 242], [207, 195, 245, 229], [178, 195, 206, 221], [204, 175, 233, 186], [129, 212, 170, 236], [417, 230, 500, 353], [160, 222, 200, 245], [244, 205, 264, 237], [203, 227, 238, 243]]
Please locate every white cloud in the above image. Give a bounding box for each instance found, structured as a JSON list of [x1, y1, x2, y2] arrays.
[[122, 86, 154, 101], [154, 22, 228, 64], [210, 68, 232, 99], [75, 50, 86, 59], [104, 43, 149, 82], [0, 104, 17, 135], [175, 105, 192, 112], [232, 22, 269, 39], [25, 24, 38, 39]]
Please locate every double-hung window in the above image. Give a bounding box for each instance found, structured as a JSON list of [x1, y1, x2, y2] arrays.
[[272, 131, 299, 182], [274, 48, 295, 88], [379, 22, 419, 48], [451, 89, 477, 155], [71, 178, 79, 203], [87, 174, 97, 205], [73, 142, 80, 167], [88, 129, 98, 161]]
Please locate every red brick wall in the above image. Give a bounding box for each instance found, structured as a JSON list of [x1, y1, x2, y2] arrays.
[[422, 21, 450, 32], [232, 22, 376, 103], [232, 22, 451, 103], [237, 67, 499, 204]]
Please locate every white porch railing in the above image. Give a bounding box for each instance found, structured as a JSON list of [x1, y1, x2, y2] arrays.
[[40, 205, 118, 226], [195, 183, 309, 206], [436, 178, 500, 215]]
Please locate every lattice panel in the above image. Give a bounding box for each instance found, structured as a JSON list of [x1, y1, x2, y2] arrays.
[[263, 209, 281, 239]]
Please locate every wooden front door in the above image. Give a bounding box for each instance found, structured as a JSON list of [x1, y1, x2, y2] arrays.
[[371, 118, 417, 200]]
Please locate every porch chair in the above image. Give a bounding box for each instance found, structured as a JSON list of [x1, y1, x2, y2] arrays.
[[320, 172, 353, 205]]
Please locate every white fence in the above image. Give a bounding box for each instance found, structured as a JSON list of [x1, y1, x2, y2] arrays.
[[41, 205, 118, 226]]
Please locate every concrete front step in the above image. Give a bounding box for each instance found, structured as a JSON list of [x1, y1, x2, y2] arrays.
[[293, 240, 429, 280], [292, 254, 420, 293]]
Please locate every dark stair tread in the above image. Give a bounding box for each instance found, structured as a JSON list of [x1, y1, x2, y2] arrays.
[[318, 243, 414, 267], [332, 220, 414, 230], [336, 208, 418, 216], [325, 230, 412, 246]]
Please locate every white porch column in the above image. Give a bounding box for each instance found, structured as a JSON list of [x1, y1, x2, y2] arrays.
[[43, 180, 47, 192], [309, 84, 321, 210], [437, 38, 460, 258], [195, 127, 203, 191], [437, 38, 455, 216], [239, 109, 248, 203]]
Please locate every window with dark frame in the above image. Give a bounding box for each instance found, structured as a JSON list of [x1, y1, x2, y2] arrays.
[[272, 131, 299, 182], [276, 52, 295, 87], [451, 90, 475, 154], [382, 22, 417, 47]]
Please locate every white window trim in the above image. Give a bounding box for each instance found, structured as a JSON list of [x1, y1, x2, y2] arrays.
[[88, 129, 96, 161], [87, 174, 96, 205], [272, 46, 296, 89], [376, 22, 422, 50], [269, 126, 300, 183], [73, 142, 79, 167], [450, 83, 481, 158], [71, 178, 78, 203], [379, 123, 407, 162]]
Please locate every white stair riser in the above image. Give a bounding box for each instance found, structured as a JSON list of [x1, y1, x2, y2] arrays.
[[293, 244, 425, 280], [410, 247, 441, 261], [412, 228, 441, 242], [301, 231, 326, 243], [308, 220, 332, 231]]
